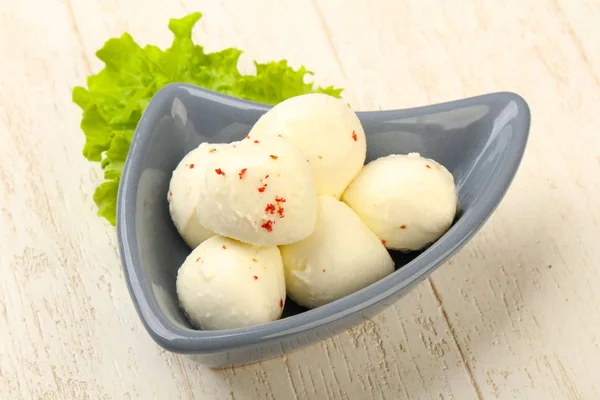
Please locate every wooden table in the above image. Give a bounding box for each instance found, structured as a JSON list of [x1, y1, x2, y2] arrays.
[[2, 0, 599, 398]]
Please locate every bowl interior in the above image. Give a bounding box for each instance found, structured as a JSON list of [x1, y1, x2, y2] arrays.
[[119, 84, 529, 342]]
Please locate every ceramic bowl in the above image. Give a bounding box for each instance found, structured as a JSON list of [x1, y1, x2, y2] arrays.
[[116, 83, 530, 367]]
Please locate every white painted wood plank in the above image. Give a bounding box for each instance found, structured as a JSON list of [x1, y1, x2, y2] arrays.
[[2, 0, 600, 398]]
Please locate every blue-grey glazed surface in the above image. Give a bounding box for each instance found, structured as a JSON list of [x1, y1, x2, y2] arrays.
[[117, 83, 530, 368]]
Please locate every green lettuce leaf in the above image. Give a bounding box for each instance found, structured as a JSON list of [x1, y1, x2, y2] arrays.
[[93, 179, 120, 226], [73, 12, 343, 225]]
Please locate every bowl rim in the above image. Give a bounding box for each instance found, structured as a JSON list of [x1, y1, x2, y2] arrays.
[[117, 83, 531, 353]]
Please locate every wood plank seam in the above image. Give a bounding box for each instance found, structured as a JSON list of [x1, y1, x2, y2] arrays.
[[551, 0, 600, 89], [310, 0, 350, 84], [428, 277, 484, 400], [64, 0, 93, 74]]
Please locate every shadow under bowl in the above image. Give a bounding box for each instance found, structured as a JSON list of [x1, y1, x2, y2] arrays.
[[117, 83, 530, 367]]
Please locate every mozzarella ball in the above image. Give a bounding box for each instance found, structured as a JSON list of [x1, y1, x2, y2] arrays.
[[280, 196, 394, 309], [167, 143, 226, 248], [176, 235, 286, 330], [249, 93, 366, 199], [196, 137, 318, 246], [342, 153, 458, 251]]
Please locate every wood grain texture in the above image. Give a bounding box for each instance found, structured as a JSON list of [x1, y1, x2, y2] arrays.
[[1, 0, 599, 398]]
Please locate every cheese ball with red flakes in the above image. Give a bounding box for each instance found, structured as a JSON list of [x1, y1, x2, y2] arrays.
[[343, 153, 458, 251], [249, 93, 366, 199], [176, 235, 286, 330], [196, 137, 318, 246], [280, 196, 394, 309]]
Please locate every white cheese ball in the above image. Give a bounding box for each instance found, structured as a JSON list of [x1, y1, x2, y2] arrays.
[[343, 153, 458, 251], [280, 196, 394, 309], [196, 137, 318, 246], [176, 235, 286, 330], [249, 93, 366, 199], [167, 143, 225, 248]]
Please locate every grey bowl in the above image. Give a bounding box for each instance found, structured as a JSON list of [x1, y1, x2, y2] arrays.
[[117, 83, 530, 367]]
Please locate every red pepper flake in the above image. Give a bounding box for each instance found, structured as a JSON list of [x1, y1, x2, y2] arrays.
[[189, 163, 195, 169], [252, 258, 258, 263], [276, 203, 285, 218], [275, 196, 286, 203], [169, 191, 172, 197], [254, 140, 260, 144], [381, 239, 387, 245], [322, 269, 326, 272], [264, 174, 270, 179], [400, 224, 407, 229], [245, 135, 251, 140], [209, 148, 217, 153], [279, 298, 284, 308], [215, 168, 225, 176], [238, 168, 247, 179], [261, 220, 274, 232], [265, 203, 276, 214], [253, 275, 258, 281], [352, 130, 358, 142], [270, 155, 278, 160], [258, 184, 268, 193], [196, 257, 201, 262], [426, 164, 431, 169], [222, 245, 227, 249]]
